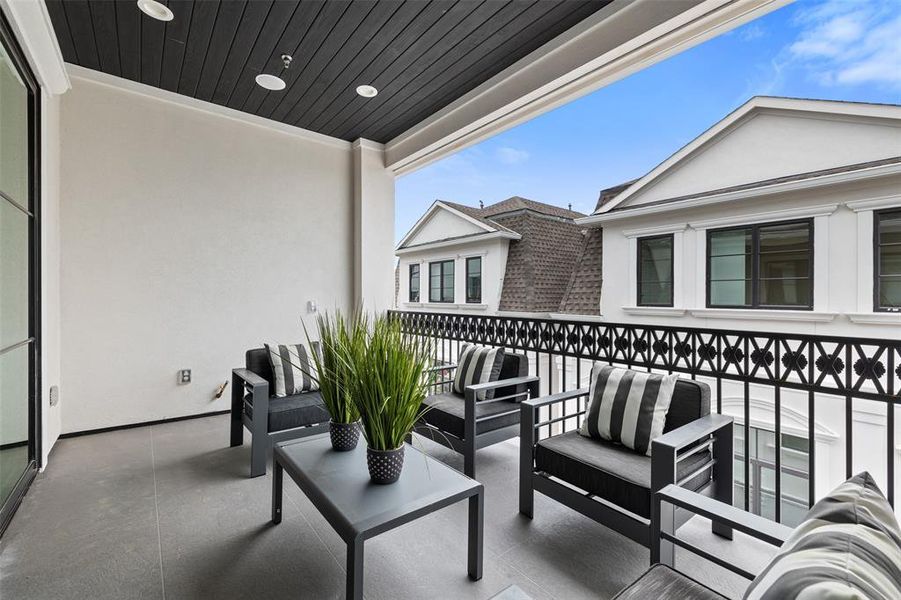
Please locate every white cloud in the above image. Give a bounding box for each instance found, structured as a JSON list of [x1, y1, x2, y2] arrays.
[[495, 146, 530, 165], [739, 23, 766, 42], [786, 0, 901, 89]]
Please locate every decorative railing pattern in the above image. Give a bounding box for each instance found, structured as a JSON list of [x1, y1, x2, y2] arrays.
[[391, 310, 901, 520]]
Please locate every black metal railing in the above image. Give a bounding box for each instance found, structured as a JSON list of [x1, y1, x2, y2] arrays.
[[391, 310, 901, 522]]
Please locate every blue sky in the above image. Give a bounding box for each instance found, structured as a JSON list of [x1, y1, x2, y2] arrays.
[[395, 0, 901, 241]]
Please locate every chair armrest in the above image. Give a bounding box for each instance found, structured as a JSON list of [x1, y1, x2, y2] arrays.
[[653, 414, 733, 453], [521, 387, 589, 410], [233, 368, 268, 389], [656, 484, 792, 547], [465, 375, 539, 399]]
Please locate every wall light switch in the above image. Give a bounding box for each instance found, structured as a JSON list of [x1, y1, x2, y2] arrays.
[[307, 300, 318, 313], [178, 369, 192, 384]]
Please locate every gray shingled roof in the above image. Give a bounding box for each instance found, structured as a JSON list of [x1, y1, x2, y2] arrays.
[[403, 196, 602, 315], [558, 226, 603, 315]]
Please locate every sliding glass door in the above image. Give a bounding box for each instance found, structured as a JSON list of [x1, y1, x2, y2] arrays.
[[0, 9, 40, 534]]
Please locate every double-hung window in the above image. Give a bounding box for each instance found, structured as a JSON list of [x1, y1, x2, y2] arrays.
[[707, 220, 812, 309], [637, 235, 674, 306], [408, 264, 420, 302], [429, 260, 454, 303], [875, 209, 901, 311], [465, 257, 482, 304]]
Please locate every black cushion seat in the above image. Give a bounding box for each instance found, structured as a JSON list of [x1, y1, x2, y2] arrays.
[[244, 391, 329, 433], [613, 564, 727, 600], [421, 392, 520, 439], [535, 430, 712, 519]]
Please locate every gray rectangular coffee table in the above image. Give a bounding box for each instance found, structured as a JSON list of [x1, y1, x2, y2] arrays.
[[272, 434, 484, 600]]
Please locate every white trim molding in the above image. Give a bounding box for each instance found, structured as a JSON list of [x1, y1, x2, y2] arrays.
[[845, 194, 901, 213], [578, 163, 898, 225], [395, 231, 520, 255], [689, 308, 838, 322], [66, 64, 350, 150], [622, 306, 687, 317], [0, 0, 70, 94], [622, 223, 688, 238], [688, 203, 839, 230], [847, 312, 901, 326]]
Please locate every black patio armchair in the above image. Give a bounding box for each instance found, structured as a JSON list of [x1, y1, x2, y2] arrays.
[[230, 347, 329, 477], [413, 351, 539, 478], [519, 374, 733, 549], [613, 483, 792, 599]]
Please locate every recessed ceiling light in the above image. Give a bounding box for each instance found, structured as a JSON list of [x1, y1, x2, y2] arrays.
[[256, 54, 292, 92], [356, 85, 378, 98], [255, 74, 286, 91], [137, 0, 174, 22]]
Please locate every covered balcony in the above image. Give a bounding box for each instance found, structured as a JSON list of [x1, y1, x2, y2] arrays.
[[1, 1, 898, 599]]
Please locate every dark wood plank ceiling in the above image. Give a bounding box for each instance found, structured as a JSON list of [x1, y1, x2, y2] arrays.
[[46, 0, 610, 143]]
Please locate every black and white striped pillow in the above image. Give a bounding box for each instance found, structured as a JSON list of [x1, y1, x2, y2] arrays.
[[745, 472, 901, 600], [578, 364, 678, 456], [453, 344, 505, 400], [264, 343, 319, 397]]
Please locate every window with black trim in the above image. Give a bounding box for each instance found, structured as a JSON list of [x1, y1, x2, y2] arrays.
[[408, 264, 420, 302], [707, 220, 812, 309], [465, 257, 482, 304], [429, 260, 454, 303], [637, 235, 673, 306], [875, 208, 901, 311]]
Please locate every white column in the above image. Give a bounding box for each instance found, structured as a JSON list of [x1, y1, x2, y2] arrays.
[[352, 139, 396, 312]]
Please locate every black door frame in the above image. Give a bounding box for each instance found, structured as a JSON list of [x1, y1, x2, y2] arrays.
[[0, 6, 42, 537]]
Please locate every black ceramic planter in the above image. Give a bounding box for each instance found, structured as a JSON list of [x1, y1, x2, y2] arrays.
[[329, 420, 361, 452], [366, 446, 405, 484]]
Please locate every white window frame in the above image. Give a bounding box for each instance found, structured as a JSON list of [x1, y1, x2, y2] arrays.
[[846, 195, 901, 324], [622, 224, 686, 316]]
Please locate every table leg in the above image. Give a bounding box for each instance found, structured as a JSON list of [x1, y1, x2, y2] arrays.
[[272, 458, 283, 524], [347, 537, 364, 600], [468, 490, 483, 581]]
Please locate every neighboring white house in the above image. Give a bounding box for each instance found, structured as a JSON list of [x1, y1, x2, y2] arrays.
[[576, 96, 901, 520], [396, 196, 598, 317]]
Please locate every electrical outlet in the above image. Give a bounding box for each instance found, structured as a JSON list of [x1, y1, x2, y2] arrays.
[[178, 369, 192, 384]]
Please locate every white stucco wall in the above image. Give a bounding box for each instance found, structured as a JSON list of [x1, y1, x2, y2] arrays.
[[599, 175, 901, 334], [626, 109, 901, 207], [397, 236, 510, 314], [405, 206, 487, 247], [57, 76, 358, 433]]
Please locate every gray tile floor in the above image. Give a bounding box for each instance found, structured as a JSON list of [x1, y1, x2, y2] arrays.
[[0, 415, 775, 599]]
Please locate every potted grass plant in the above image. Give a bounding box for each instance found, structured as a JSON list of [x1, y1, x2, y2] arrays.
[[348, 313, 432, 484], [304, 311, 366, 451]]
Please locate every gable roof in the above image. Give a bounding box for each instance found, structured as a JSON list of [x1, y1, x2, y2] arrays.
[[397, 196, 602, 315], [396, 200, 517, 251], [585, 96, 901, 219]]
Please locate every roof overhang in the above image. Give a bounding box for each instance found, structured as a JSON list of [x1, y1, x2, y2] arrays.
[[386, 0, 791, 175], [576, 159, 901, 226], [395, 230, 521, 256]]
